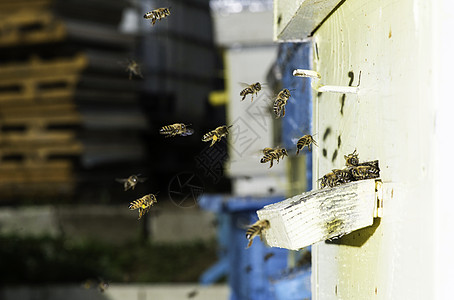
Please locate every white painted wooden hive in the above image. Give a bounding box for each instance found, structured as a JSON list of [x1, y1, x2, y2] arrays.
[[256, 179, 383, 250]]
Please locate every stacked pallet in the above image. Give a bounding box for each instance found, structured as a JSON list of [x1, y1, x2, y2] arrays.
[[0, 0, 147, 201]]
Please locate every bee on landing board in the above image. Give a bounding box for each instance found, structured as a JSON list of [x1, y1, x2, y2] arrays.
[[143, 8, 171, 25], [350, 164, 380, 180], [116, 174, 147, 191], [318, 171, 340, 188], [296, 134, 318, 154], [202, 125, 232, 147], [273, 88, 291, 118], [240, 82, 262, 102], [160, 123, 194, 138], [129, 194, 158, 220], [332, 168, 354, 184], [260, 147, 288, 168], [125, 59, 143, 80], [246, 219, 270, 248], [344, 149, 360, 167]]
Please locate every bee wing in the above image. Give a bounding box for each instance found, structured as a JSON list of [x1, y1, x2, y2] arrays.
[[291, 137, 299, 144], [137, 177, 147, 183], [180, 128, 194, 136], [115, 178, 128, 183], [239, 82, 251, 88]]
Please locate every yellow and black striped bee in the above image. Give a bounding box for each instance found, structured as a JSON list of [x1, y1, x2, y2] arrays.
[[273, 88, 291, 118], [332, 168, 354, 184], [296, 134, 318, 154], [246, 219, 270, 248], [125, 59, 143, 80], [318, 171, 339, 188], [240, 82, 262, 102], [344, 149, 360, 167], [202, 125, 232, 147], [116, 174, 147, 191], [350, 164, 380, 180], [129, 194, 158, 220], [260, 147, 288, 168], [143, 7, 171, 25], [160, 123, 194, 138]]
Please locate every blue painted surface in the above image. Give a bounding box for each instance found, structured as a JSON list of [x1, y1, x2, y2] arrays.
[[199, 195, 288, 300], [277, 42, 313, 190], [271, 268, 312, 300]]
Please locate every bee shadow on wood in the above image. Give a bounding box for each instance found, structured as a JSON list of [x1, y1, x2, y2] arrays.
[[325, 218, 381, 247]]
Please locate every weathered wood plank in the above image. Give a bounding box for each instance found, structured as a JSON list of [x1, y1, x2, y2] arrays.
[[257, 179, 380, 250]]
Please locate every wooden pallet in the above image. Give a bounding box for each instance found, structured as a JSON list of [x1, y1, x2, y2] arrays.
[[0, 0, 52, 12], [0, 54, 87, 103], [0, 8, 65, 47], [0, 160, 76, 198]]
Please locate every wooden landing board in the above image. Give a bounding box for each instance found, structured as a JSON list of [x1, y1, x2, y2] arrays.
[[257, 179, 382, 250]]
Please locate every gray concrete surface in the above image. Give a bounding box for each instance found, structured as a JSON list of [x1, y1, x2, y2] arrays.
[[0, 284, 230, 300]]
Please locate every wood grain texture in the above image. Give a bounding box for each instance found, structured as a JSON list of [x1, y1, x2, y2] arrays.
[[257, 179, 378, 250]]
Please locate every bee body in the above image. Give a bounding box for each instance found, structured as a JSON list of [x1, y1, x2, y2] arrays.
[[116, 174, 146, 191], [344, 149, 360, 167], [202, 125, 232, 147], [160, 123, 194, 138], [246, 219, 270, 248], [319, 171, 340, 188], [125, 59, 142, 80], [296, 134, 318, 154], [240, 82, 261, 102], [273, 88, 291, 118], [144, 8, 170, 25], [332, 168, 354, 184], [350, 164, 380, 180], [129, 194, 158, 220], [260, 147, 288, 168]]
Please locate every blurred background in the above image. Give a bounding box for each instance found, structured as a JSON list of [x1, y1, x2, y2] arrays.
[[0, 0, 312, 299]]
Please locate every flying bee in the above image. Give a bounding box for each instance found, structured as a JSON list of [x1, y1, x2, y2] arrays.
[[143, 7, 171, 25], [318, 171, 340, 188], [273, 88, 291, 118], [160, 123, 194, 138], [116, 174, 147, 191], [332, 168, 353, 184], [125, 59, 143, 80], [129, 194, 158, 220], [260, 147, 288, 168], [202, 125, 232, 147], [245, 219, 270, 248], [240, 82, 262, 102], [97, 279, 109, 293], [350, 164, 380, 180], [344, 149, 360, 167], [296, 134, 318, 154]]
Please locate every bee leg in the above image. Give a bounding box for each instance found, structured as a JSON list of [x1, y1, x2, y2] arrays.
[[282, 106, 286, 117], [296, 148, 300, 155], [210, 139, 216, 147], [241, 95, 246, 101], [308, 144, 311, 151], [269, 160, 273, 168], [247, 239, 253, 248]]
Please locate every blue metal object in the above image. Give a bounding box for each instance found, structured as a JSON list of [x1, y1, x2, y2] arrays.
[[199, 195, 288, 300]]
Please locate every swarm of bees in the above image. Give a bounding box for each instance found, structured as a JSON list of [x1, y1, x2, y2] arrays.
[[318, 150, 380, 188], [240, 82, 262, 102], [129, 193, 158, 220], [260, 147, 288, 168], [202, 125, 232, 147], [160, 123, 194, 138], [246, 219, 270, 248], [143, 7, 171, 25], [273, 88, 291, 118]]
